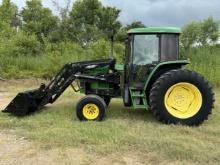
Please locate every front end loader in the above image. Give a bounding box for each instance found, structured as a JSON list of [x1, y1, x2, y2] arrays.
[[3, 59, 119, 116], [3, 27, 215, 126]]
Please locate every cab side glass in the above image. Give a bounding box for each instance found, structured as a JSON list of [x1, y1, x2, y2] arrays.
[[133, 35, 159, 65]]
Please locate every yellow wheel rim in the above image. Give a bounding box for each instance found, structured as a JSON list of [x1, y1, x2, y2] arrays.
[[82, 104, 99, 120], [164, 83, 202, 119]]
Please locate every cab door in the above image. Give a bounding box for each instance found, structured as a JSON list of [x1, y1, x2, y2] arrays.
[[130, 34, 159, 88]]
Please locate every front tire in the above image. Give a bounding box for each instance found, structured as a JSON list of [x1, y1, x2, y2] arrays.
[[150, 69, 214, 126], [76, 95, 107, 121]]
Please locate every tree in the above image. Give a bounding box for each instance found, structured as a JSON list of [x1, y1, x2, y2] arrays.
[[67, 0, 102, 47], [181, 21, 201, 49], [115, 21, 146, 42], [181, 17, 219, 49], [125, 21, 146, 30], [114, 28, 127, 42], [50, 0, 72, 42], [52, 0, 71, 21], [67, 0, 121, 47], [0, 0, 19, 38], [199, 17, 219, 46], [0, 0, 17, 24], [21, 0, 58, 42], [98, 6, 121, 39]]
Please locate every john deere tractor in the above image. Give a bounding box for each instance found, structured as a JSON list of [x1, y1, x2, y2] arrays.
[[3, 27, 214, 126]]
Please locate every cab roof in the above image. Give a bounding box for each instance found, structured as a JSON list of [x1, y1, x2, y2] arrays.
[[128, 27, 181, 34]]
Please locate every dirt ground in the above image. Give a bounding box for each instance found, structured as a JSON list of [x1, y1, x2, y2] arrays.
[[0, 130, 93, 165], [0, 131, 148, 165], [0, 80, 80, 165], [0, 92, 13, 111]]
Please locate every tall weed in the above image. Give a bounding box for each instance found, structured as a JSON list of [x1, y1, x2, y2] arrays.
[[184, 46, 220, 86]]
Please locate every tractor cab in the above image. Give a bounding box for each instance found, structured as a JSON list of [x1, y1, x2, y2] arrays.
[[123, 27, 182, 107], [125, 27, 181, 87]]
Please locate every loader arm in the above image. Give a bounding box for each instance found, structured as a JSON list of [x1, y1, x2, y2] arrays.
[[3, 59, 117, 116], [40, 59, 116, 105]]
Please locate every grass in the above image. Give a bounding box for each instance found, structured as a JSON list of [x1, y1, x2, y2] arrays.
[[184, 46, 220, 86], [0, 84, 220, 164], [0, 46, 220, 164]]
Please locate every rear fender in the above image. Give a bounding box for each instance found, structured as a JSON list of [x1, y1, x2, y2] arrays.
[[144, 60, 189, 90], [144, 60, 189, 105]]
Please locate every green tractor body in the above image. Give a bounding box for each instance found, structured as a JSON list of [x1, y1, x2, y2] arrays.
[[3, 27, 214, 126], [79, 27, 189, 108]]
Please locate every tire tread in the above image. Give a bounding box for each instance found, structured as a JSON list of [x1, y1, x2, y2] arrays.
[[149, 69, 214, 126]]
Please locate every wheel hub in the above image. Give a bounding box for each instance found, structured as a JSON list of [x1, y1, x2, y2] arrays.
[[164, 83, 202, 119], [83, 104, 99, 120]]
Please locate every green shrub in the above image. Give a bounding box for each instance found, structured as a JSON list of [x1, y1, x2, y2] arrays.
[[0, 32, 43, 57], [45, 41, 87, 62], [113, 42, 125, 63], [3, 36, 219, 87], [90, 39, 111, 59], [12, 32, 44, 57], [90, 39, 125, 63], [183, 46, 220, 86]]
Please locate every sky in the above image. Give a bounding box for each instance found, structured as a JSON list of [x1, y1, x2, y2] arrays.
[[1, 0, 220, 27]]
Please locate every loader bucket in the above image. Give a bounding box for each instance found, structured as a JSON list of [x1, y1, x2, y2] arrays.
[[2, 89, 43, 116]]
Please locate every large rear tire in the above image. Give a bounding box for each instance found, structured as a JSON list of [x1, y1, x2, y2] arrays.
[[149, 69, 214, 126]]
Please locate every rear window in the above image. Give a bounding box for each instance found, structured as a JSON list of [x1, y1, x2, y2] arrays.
[[160, 34, 179, 61]]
